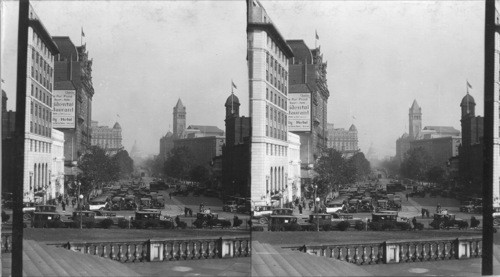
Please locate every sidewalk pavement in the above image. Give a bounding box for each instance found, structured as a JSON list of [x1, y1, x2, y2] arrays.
[[124, 257, 251, 276]]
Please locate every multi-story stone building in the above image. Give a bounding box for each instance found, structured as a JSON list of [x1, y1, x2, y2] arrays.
[[458, 92, 483, 194], [159, 99, 186, 161], [52, 36, 94, 164], [395, 100, 461, 164], [23, 5, 60, 202], [287, 40, 329, 168], [222, 93, 251, 198], [247, 0, 294, 207], [326, 123, 358, 156], [90, 121, 123, 155]]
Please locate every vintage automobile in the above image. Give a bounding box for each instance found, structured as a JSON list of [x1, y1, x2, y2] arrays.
[[71, 211, 96, 228], [348, 199, 360, 213], [268, 215, 306, 231], [376, 199, 389, 211], [251, 205, 273, 224], [131, 210, 174, 229], [22, 202, 37, 220], [110, 197, 123, 211], [222, 201, 238, 213], [88, 196, 109, 211], [460, 201, 475, 213], [31, 212, 70, 228], [371, 211, 399, 223], [430, 213, 466, 230], [193, 212, 231, 229], [332, 212, 363, 227], [325, 199, 346, 214], [93, 210, 125, 225], [139, 198, 152, 209]]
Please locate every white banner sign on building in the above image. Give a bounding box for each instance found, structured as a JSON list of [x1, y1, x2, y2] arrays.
[[288, 93, 311, 131], [52, 90, 76, 128]]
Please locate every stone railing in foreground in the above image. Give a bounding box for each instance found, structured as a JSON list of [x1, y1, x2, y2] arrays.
[[49, 236, 250, 263], [286, 236, 482, 265], [1, 231, 12, 253]]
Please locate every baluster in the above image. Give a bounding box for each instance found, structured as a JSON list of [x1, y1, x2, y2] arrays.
[[162, 243, 168, 261], [214, 241, 219, 258], [353, 247, 360, 264], [85, 244, 91, 254], [442, 243, 448, 260], [437, 243, 443, 260], [450, 241, 456, 259], [238, 240, 243, 257], [422, 243, 429, 261], [369, 246, 376, 264], [472, 241, 478, 258], [430, 243, 436, 260], [126, 244, 132, 262], [184, 241, 190, 260], [360, 246, 367, 264], [346, 248, 352, 263], [100, 244, 106, 258], [399, 244, 405, 262], [407, 244, 413, 262], [134, 244, 140, 262], [180, 241, 186, 260], [143, 243, 149, 262], [117, 244, 123, 262], [339, 247, 344, 261], [377, 246, 384, 264], [110, 244, 116, 260], [193, 242, 199, 259], [476, 241, 482, 258], [93, 244, 99, 256], [414, 244, 421, 262]]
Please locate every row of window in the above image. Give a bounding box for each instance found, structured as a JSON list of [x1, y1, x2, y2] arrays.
[[266, 53, 288, 94], [267, 34, 288, 66], [29, 139, 52, 153], [32, 31, 54, 63], [266, 143, 287, 156], [31, 65, 53, 92], [266, 104, 287, 126], [30, 120, 52, 138], [31, 83, 52, 107], [266, 88, 287, 110], [266, 124, 287, 141], [31, 101, 51, 123]]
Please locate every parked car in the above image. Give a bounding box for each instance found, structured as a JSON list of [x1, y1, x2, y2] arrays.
[[31, 212, 70, 228], [251, 205, 273, 224], [88, 197, 109, 211], [429, 213, 466, 230], [131, 210, 174, 229], [193, 212, 230, 229], [222, 201, 238, 213], [22, 202, 36, 220], [71, 211, 96, 228], [93, 210, 125, 225]]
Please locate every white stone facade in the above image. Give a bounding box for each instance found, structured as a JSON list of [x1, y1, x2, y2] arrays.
[[23, 6, 58, 203], [51, 129, 65, 199], [248, 0, 293, 207], [287, 132, 301, 202]]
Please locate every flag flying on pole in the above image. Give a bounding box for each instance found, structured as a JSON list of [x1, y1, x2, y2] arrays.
[[467, 81, 472, 89], [232, 80, 237, 89], [315, 30, 319, 40], [81, 27, 85, 37]]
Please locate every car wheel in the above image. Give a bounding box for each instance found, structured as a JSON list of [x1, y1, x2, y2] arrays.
[[259, 218, 267, 225], [23, 213, 31, 221]]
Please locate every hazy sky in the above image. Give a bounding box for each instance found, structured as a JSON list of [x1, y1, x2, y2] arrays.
[[1, 1, 485, 158]]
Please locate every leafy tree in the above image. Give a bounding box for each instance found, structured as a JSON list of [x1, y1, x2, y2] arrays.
[[164, 146, 194, 180], [400, 147, 433, 182], [190, 165, 210, 183], [112, 150, 134, 178], [347, 152, 371, 181], [426, 165, 446, 185], [78, 146, 119, 196], [314, 149, 351, 197]]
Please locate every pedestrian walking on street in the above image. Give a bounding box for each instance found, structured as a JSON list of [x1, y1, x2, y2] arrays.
[[61, 200, 66, 212], [299, 204, 303, 215], [421, 208, 425, 218], [412, 217, 417, 230]]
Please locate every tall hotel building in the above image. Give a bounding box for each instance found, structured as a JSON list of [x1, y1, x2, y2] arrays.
[[247, 0, 294, 206], [24, 5, 60, 202]]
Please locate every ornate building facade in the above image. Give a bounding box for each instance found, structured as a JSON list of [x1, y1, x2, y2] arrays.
[[247, 0, 294, 207], [53, 36, 94, 164], [159, 99, 186, 161], [90, 121, 123, 155], [326, 123, 358, 156], [23, 5, 60, 202], [287, 40, 330, 185]]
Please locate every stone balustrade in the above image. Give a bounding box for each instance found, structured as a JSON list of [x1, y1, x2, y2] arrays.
[[287, 236, 482, 265], [1, 231, 12, 253], [52, 236, 250, 263]]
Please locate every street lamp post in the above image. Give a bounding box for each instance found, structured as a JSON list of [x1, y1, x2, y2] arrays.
[[314, 184, 319, 232], [79, 192, 83, 229]]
